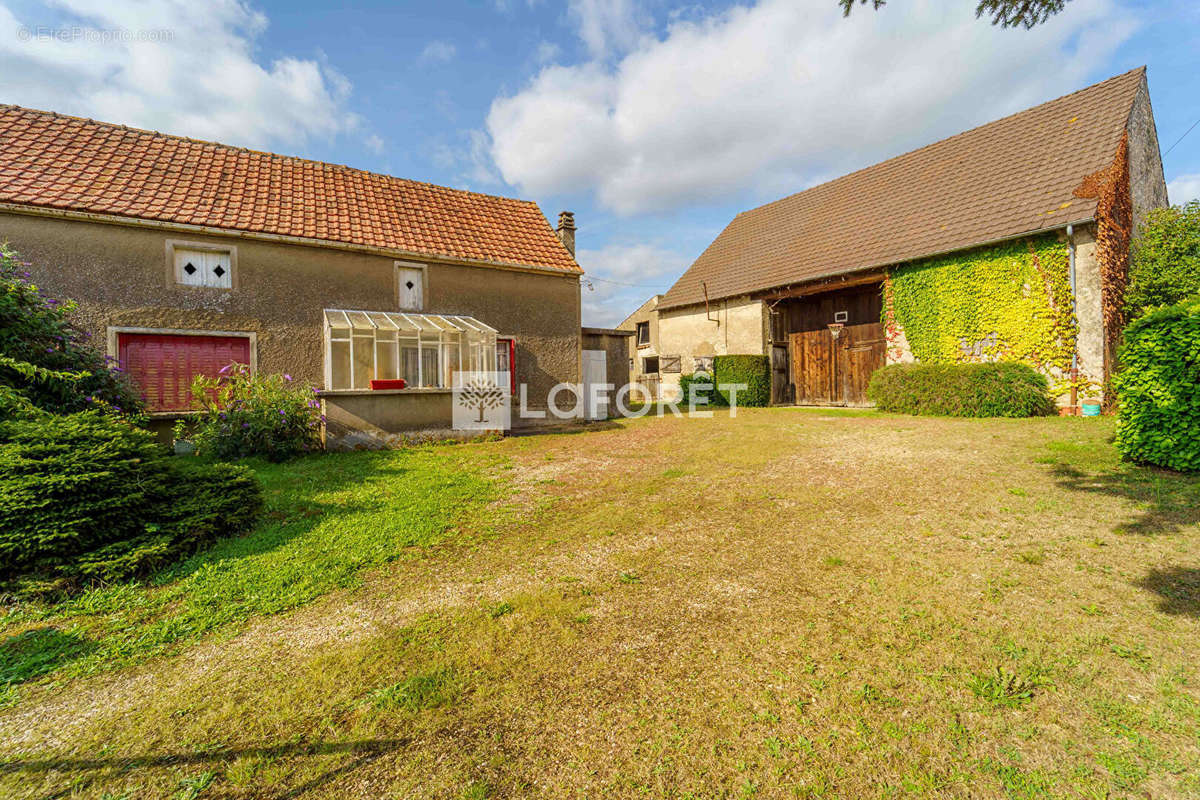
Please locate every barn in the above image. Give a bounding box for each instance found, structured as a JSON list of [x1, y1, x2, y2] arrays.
[[625, 67, 1168, 410]]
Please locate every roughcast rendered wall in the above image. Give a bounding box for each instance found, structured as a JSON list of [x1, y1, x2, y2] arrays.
[[656, 296, 766, 398]]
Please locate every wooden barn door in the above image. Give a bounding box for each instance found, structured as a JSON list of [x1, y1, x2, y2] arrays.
[[838, 323, 886, 406], [770, 344, 791, 405], [790, 322, 885, 406], [791, 329, 837, 404], [778, 284, 886, 406]]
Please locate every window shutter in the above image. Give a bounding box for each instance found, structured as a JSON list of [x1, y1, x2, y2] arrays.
[[175, 247, 232, 288], [118, 333, 250, 411], [398, 267, 424, 310], [206, 251, 232, 288]]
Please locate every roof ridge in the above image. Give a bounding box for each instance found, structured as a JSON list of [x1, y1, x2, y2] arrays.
[[657, 66, 1151, 310], [740, 66, 1146, 219], [0, 105, 580, 273], [0, 103, 540, 208]]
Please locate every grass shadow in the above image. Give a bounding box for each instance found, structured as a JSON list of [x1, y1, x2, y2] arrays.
[[1049, 461, 1200, 535], [0, 628, 95, 684], [1134, 567, 1200, 617], [0, 738, 408, 800], [0, 446, 503, 685], [508, 420, 624, 437], [154, 451, 417, 584]]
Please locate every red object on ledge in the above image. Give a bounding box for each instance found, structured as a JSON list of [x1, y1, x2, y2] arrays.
[[369, 378, 407, 390]]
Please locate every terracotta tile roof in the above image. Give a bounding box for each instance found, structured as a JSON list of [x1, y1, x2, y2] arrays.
[[661, 68, 1147, 309], [0, 106, 581, 274]]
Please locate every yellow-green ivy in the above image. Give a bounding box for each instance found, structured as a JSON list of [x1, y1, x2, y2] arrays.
[[885, 235, 1078, 391]]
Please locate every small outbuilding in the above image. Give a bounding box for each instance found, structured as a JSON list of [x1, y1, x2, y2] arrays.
[[581, 327, 634, 417]]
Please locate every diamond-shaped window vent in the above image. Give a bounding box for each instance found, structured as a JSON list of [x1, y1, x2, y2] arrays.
[[183, 262, 197, 275], [213, 265, 226, 278], [405, 280, 415, 290]]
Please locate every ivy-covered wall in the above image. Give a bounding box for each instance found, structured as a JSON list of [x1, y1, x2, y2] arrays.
[[883, 234, 1082, 396]]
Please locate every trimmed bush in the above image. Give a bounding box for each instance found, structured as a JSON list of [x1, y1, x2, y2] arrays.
[[712, 355, 770, 407], [0, 410, 262, 588], [73, 460, 262, 584], [678, 371, 726, 408], [1114, 298, 1200, 471], [867, 363, 1056, 417], [188, 364, 322, 462]]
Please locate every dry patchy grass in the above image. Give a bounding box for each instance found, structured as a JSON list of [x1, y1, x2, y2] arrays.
[[2, 408, 1200, 799]]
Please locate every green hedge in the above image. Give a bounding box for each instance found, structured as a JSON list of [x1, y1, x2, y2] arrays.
[[1115, 297, 1200, 471], [1126, 201, 1200, 315], [712, 355, 770, 407], [678, 371, 726, 407], [866, 363, 1056, 417], [0, 411, 262, 588]]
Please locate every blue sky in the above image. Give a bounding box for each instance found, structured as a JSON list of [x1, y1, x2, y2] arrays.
[[1, 0, 1197, 325]]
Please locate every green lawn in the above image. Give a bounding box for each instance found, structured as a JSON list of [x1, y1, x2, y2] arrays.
[[0, 446, 504, 691], [2, 409, 1199, 799]]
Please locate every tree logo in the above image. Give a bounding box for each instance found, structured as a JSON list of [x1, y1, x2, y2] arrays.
[[461, 377, 505, 422], [452, 372, 511, 430]]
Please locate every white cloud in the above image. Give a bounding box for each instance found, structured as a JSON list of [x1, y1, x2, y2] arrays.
[[432, 129, 504, 188], [364, 133, 385, 154], [576, 242, 688, 326], [488, 0, 1136, 215], [420, 39, 457, 64], [579, 241, 688, 282], [493, 0, 545, 14], [0, 0, 358, 151], [567, 0, 646, 58], [534, 40, 561, 64], [1168, 174, 1200, 205]]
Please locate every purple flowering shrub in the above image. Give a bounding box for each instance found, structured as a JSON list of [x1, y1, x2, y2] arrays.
[[0, 244, 143, 416], [187, 364, 322, 461]]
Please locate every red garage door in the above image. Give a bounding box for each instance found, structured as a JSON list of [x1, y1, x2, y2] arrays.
[[118, 333, 251, 412]]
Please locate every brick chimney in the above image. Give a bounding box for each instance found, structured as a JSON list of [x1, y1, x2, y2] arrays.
[[555, 210, 576, 257]]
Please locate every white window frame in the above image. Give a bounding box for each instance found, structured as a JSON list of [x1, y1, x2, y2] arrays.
[[322, 309, 497, 391], [636, 321, 650, 347], [165, 239, 238, 289], [496, 336, 516, 394]]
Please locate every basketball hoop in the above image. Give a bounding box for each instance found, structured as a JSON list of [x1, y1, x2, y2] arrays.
[[827, 322, 844, 340]]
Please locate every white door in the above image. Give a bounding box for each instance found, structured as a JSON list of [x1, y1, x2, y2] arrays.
[[397, 266, 424, 310], [582, 349, 608, 420]]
